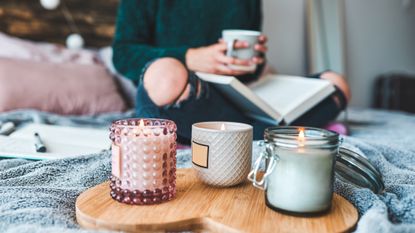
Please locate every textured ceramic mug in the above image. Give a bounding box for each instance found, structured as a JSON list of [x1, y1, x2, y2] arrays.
[[191, 122, 253, 187]]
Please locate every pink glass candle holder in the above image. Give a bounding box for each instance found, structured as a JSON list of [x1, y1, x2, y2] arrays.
[[109, 118, 177, 205]]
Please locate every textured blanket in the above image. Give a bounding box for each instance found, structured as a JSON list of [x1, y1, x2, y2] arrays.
[[0, 109, 414, 233]]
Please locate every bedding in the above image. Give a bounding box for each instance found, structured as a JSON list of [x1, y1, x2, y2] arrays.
[[0, 108, 414, 233], [0, 32, 98, 65], [0, 33, 130, 115], [0, 58, 127, 115]]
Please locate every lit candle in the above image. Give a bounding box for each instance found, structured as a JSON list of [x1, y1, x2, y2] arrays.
[[251, 127, 339, 214], [192, 122, 253, 187], [109, 118, 177, 205]]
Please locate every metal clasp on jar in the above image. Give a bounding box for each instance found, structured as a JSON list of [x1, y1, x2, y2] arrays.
[[247, 141, 278, 190]]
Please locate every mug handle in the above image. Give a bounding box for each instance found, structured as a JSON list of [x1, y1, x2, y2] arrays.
[[226, 39, 236, 57], [248, 144, 277, 190]]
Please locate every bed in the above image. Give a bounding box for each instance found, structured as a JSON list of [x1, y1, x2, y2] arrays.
[[0, 108, 414, 233], [1, 1, 414, 233], [0, 0, 136, 115]]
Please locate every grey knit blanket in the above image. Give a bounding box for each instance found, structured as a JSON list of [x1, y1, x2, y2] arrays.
[[0, 109, 414, 233]]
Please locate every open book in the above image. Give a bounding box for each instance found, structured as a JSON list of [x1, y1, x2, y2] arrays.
[[0, 123, 109, 160], [196, 72, 335, 125]]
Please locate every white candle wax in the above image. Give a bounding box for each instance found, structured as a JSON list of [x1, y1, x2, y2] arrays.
[[248, 127, 339, 214], [266, 147, 335, 213]]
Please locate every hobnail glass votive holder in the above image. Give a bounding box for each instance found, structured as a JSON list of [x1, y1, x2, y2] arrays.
[[109, 118, 177, 205]]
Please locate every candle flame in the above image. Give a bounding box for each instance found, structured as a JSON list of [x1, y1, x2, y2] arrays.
[[220, 123, 226, 131], [139, 119, 145, 128], [298, 128, 305, 147]]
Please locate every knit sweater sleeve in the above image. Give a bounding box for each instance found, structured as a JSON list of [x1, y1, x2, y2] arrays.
[[112, 0, 189, 84]]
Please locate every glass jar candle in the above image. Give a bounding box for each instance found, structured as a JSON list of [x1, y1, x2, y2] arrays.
[[249, 126, 340, 214], [109, 118, 177, 205]]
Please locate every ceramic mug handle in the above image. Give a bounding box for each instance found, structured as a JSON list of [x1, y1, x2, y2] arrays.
[[248, 142, 277, 190], [226, 39, 236, 57]]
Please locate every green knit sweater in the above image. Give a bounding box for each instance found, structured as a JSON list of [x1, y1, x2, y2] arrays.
[[112, 0, 263, 84]]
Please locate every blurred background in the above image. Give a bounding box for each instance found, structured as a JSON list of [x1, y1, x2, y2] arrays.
[[0, 0, 414, 113], [263, 0, 415, 111]]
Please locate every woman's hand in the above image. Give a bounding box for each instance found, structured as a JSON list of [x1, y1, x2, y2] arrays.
[[185, 34, 268, 76], [186, 41, 253, 76], [252, 35, 268, 65]]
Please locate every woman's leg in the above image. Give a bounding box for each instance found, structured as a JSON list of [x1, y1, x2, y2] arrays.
[[320, 71, 351, 105], [142, 58, 190, 107], [135, 58, 264, 143], [136, 59, 349, 142], [291, 71, 349, 127]]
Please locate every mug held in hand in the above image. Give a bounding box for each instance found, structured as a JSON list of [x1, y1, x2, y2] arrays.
[[222, 29, 261, 72]]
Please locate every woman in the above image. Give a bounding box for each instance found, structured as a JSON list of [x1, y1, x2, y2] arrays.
[[113, 0, 350, 143]]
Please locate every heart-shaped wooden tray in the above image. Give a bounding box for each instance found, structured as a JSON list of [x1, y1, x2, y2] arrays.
[[76, 169, 358, 233]]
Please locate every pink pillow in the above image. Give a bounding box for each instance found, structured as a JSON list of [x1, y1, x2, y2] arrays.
[[0, 32, 98, 65], [0, 58, 127, 115]]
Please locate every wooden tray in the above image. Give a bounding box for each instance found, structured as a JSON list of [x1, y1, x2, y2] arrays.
[[76, 169, 358, 233]]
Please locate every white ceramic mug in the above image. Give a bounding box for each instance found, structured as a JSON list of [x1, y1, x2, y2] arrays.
[[192, 122, 253, 187], [222, 29, 261, 72]]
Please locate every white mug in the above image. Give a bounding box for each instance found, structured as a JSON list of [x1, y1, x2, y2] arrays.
[[222, 29, 261, 72]]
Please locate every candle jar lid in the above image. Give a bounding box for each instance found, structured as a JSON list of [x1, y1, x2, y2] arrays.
[[335, 147, 385, 194]]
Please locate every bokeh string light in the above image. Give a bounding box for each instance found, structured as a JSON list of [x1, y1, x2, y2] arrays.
[[39, 0, 85, 49]]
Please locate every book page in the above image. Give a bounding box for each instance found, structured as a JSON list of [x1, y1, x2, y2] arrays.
[[0, 124, 110, 160], [10, 124, 109, 149], [197, 72, 282, 122], [249, 75, 334, 122], [0, 136, 105, 160], [196, 72, 334, 124]]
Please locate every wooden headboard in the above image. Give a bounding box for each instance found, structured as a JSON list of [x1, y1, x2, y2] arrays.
[[0, 0, 119, 47]]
